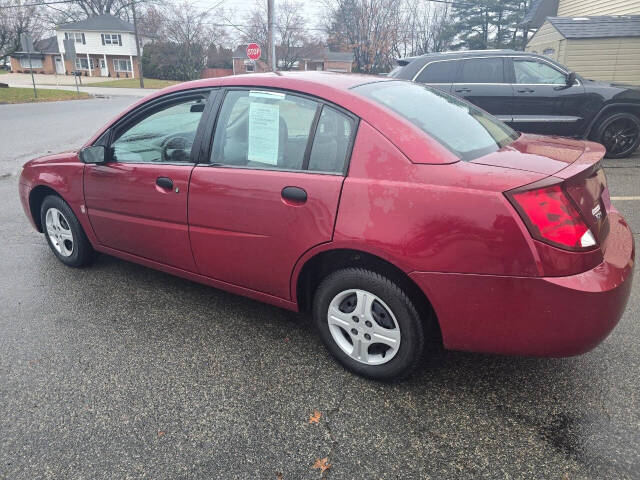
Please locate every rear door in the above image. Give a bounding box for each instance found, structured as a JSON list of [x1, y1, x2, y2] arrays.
[[84, 90, 212, 272], [451, 57, 513, 123], [188, 88, 357, 300], [507, 56, 587, 136]]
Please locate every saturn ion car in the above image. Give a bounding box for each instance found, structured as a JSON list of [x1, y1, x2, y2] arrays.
[[19, 72, 634, 380]]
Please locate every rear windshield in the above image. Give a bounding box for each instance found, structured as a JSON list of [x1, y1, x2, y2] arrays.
[[353, 80, 518, 161]]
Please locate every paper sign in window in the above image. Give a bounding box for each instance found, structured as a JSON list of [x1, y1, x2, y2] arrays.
[[248, 101, 280, 165]]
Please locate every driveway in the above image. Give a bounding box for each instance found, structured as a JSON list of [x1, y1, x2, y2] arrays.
[[0, 99, 639, 479]]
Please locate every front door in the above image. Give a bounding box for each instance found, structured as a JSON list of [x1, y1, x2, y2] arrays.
[[99, 58, 108, 76], [188, 88, 356, 299], [508, 56, 587, 136], [55, 57, 65, 74], [451, 57, 513, 123], [84, 91, 212, 272]]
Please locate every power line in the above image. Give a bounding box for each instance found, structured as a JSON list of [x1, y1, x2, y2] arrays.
[[0, 0, 75, 9]]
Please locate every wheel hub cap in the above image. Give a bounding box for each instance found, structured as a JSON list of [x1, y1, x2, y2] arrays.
[[45, 207, 74, 257], [327, 289, 401, 366]]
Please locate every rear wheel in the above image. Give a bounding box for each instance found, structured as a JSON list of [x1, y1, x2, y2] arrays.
[[313, 268, 427, 380], [40, 195, 94, 267], [594, 112, 640, 159]]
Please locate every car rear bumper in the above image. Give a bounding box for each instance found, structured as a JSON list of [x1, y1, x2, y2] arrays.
[[409, 210, 635, 357]]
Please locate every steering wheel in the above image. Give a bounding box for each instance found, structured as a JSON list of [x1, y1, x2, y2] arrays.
[[161, 136, 191, 162]]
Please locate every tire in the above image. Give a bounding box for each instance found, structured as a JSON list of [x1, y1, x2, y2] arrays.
[[313, 268, 427, 380], [40, 195, 94, 267], [593, 112, 640, 159]]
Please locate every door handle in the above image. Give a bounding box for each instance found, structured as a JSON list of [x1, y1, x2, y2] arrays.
[[281, 186, 307, 203], [517, 88, 535, 93], [156, 177, 173, 189], [454, 88, 471, 93]]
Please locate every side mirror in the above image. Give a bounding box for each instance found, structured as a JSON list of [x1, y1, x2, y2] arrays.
[[80, 145, 106, 164], [566, 71, 576, 86]]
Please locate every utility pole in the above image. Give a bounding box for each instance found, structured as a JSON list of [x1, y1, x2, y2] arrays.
[[132, 1, 144, 88], [267, 0, 276, 71]]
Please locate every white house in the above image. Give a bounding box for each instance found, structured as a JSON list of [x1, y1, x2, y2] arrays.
[[10, 14, 148, 77]]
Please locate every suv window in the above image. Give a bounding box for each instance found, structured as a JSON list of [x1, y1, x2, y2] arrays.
[[513, 58, 566, 84], [353, 80, 518, 161], [459, 58, 504, 83], [415, 60, 459, 83], [112, 95, 207, 163], [211, 90, 318, 170]]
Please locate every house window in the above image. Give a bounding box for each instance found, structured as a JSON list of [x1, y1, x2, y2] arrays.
[[244, 60, 255, 72], [74, 57, 94, 70], [113, 58, 132, 72], [543, 48, 556, 58], [19, 57, 43, 69], [102, 33, 122, 46], [66, 32, 84, 43]]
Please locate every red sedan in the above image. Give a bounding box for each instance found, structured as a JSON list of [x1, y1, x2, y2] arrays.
[[19, 72, 634, 380]]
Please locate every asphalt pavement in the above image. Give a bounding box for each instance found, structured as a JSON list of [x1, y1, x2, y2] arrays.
[[0, 98, 639, 479]]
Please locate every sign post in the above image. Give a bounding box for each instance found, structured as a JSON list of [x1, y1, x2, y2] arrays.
[[246, 43, 261, 72], [20, 34, 37, 99], [63, 38, 79, 94]]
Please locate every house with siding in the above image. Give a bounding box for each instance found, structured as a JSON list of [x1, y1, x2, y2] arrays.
[[523, 0, 640, 85], [10, 14, 149, 77]]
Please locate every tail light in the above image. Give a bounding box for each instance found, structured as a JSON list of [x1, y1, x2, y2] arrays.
[[506, 180, 597, 251]]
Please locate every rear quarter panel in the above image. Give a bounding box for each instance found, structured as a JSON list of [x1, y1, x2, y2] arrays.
[[334, 121, 548, 276]]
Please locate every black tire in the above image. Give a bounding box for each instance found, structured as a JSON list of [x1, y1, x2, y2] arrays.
[[593, 112, 640, 159], [313, 268, 427, 380], [40, 195, 94, 267]]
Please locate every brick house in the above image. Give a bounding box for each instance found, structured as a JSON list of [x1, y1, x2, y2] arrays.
[[11, 14, 149, 77], [232, 45, 354, 75]]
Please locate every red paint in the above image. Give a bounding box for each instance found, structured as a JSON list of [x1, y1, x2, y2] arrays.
[[19, 72, 635, 358]]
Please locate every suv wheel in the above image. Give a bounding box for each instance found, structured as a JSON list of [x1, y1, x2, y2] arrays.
[[594, 112, 640, 159], [313, 268, 427, 380]]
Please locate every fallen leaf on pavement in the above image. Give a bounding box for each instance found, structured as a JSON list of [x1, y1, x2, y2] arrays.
[[157, 430, 165, 437], [312, 457, 331, 473], [309, 410, 322, 424]]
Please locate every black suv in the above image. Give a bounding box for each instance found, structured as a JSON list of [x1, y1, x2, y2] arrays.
[[390, 50, 640, 158]]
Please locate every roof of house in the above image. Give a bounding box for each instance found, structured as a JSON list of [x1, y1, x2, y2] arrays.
[[547, 15, 640, 38], [57, 14, 134, 33], [232, 44, 354, 63], [10, 35, 59, 57], [522, 0, 558, 28]]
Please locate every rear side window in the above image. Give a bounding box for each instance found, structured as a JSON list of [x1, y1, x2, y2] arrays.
[[211, 90, 318, 170], [459, 58, 504, 83], [415, 60, 459, 83], [308, 106, 354, 173], [353, 80, 518, 161]]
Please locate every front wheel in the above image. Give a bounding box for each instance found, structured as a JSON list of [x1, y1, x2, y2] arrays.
[[594, 112, 640, 159], [313, 268, 427, 380], [40, 195, 94, 267]]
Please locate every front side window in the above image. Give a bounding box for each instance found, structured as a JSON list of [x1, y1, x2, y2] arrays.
[[415, 60, 459, 83], [112, 95, 207, 163], [459, 58, 504, 83], [513, 59, 566, 84], [210, 90, 318, 170], [354, 80, 518, 161], [113, 58, 132, 72]]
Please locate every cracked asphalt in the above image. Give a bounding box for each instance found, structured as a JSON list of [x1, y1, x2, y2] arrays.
[[1, 97, 639, 479]]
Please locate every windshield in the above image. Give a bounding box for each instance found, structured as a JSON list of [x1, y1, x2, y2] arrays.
[[353, 80, 519, 161]]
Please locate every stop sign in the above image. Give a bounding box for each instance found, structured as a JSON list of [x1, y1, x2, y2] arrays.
[[246, 43, 261, 61]]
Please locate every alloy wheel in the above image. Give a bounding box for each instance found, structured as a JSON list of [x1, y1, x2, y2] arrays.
[[327, 289, 401, 365], [601, 117, 640, 157], [45, 207, 74, 257]]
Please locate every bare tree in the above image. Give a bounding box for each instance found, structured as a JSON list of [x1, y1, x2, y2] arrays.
[[325, 0, 403, 74], [395, 0, 452, 58], [0, 0, 47, 60]]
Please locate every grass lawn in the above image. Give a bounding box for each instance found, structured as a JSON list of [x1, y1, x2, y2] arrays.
[[0, 69, 9, 75], [88, 78, 180, 89], [0, 87, 90, 104]]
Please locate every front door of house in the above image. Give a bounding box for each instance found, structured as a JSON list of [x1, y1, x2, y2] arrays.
[[99, 58, 108, 76], [55, 57, 65, 74]]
